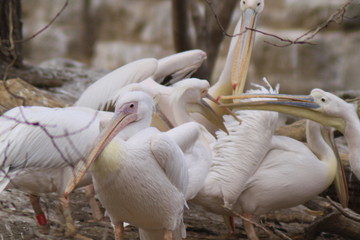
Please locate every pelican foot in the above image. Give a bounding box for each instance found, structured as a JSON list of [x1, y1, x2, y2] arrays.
[[113, 222, 124, 240], [64, 221, 77, 237], [304, 209, 324, 217], [85, 184, 104, 221], [163, 230, 173, 240], [223, 215, 235, 234], [74, 233, 94, 240], [242, 213, 259, 240]]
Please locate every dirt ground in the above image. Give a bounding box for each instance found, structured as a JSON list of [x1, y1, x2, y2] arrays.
[[0, 187, 352, 240]]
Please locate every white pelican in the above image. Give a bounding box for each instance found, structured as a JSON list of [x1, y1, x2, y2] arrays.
[[193, 0, 264, 134], [0, 105, 114, 238], [224, 88, 357, 183], [185, 83, 347, 239], [0, 55, 175, 234], [75, 50, 207, 110], [209, 0, 264, 101], [164, 79, 216, 200], [64, 91, 204, 240]]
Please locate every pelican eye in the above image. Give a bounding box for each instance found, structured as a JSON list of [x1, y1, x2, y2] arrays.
[[130, 103, 135, 108], [320, 97, 326, 103], [242, 1, 246, 4], [257, 2, 261, 6]]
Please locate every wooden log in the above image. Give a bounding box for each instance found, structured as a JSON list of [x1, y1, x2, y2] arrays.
[[0, 78, 66, 114], [1, 64, 71, 88], [305, 211, 360, 239]]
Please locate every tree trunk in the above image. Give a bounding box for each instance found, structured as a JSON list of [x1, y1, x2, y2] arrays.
[[0, 0, 23, 68], [171, 0, 238, 81], [172, 0, 193, 52], [195, 0, 238, 81]]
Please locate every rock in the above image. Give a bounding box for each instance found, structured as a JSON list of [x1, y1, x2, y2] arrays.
[[92, 41, 172, 70], [0, 78, 66, 114]]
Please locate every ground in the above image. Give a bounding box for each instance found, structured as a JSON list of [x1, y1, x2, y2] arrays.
[[0, 187, 351, 240]]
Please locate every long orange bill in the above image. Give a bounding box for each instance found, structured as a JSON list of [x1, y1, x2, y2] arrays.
[[231, 8, 259, 95], [63, 108, 137, 198]]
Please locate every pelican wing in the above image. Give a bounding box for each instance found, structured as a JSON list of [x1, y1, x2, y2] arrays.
[[166, 122, 213, 200], [150, 132, 189, 196], [0, 106, 101, 178], [211, 109, 278, 208], [164, 122, 201, 153], [75, 58, 158, 110], [154, 49, 206, 86]]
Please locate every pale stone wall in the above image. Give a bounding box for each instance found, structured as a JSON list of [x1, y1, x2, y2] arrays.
[[22, 0, 360, 94]]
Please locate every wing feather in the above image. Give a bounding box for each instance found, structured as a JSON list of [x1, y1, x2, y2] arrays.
[[150, 133, 188, 195], [75, 58, 158, 109], [0, 106, 101, 171], [154, 49, 206, 85]]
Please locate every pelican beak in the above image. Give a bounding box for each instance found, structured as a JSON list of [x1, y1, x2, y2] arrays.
[[151, 105, 175, 131], [219, 93, 346, 133], [232, 8, 259, 95], [63, 104, 137, 197], [185, 94, 228, 134], [321, 127, 349, 208]]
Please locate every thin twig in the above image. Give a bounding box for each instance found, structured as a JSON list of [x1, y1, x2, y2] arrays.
[[204, 0, 247, 38], [0, 0, 69, 44], [21, 0, 69, 43], [326, 196, 360, 222], [205, 0, 353, 47]]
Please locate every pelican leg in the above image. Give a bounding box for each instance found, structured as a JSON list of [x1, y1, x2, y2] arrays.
[[163, 229, 173, 240], [29, 194, 49, 233], [59, 196, 76, 237], [84, 184, 103, 221], [113, 222, 124, 240], [223, 215, 235, 234], [242, 213, 259, 240]]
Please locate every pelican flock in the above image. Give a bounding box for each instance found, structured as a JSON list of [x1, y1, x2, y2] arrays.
[[0, 0, 358, 240]]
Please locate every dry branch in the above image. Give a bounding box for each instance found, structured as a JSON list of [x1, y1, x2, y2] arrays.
[[0, 78, 65, 114]]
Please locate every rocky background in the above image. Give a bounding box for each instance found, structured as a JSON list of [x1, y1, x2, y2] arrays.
[[21, 0, 360, 97]]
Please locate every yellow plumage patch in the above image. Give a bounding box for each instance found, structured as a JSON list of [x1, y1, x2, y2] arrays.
[[91, 139, 124, 176]]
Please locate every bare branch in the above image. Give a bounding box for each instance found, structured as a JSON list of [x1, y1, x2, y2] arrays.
[[0, 0, 69, 45], [206, 0, 353, 48], [326, 196, 360, 222]]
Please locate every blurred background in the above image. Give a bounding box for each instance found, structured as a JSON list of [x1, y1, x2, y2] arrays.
[[21, 0, 360, 94]]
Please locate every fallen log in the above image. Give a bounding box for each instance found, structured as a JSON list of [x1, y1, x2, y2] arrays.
[[305, 198, 360, 239], [0, 78, 66, 114]]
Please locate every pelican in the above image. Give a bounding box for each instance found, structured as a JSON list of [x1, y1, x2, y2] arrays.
[[0, 56, 169, 234], [175, 82, 346, 240], [223, 88, 357, 182], [64, 91, 205, 240], [193, 0, 264, 134], [164, 79, 217, 200], [0, 105, 115, 238]]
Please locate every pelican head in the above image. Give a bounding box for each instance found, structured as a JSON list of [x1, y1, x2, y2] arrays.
[[172, 78, 230, 133], [220, 88, 347, 133], [232, 0, 264, 94], [64, 91, 155, 197], [240, 0, 264, 12]]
